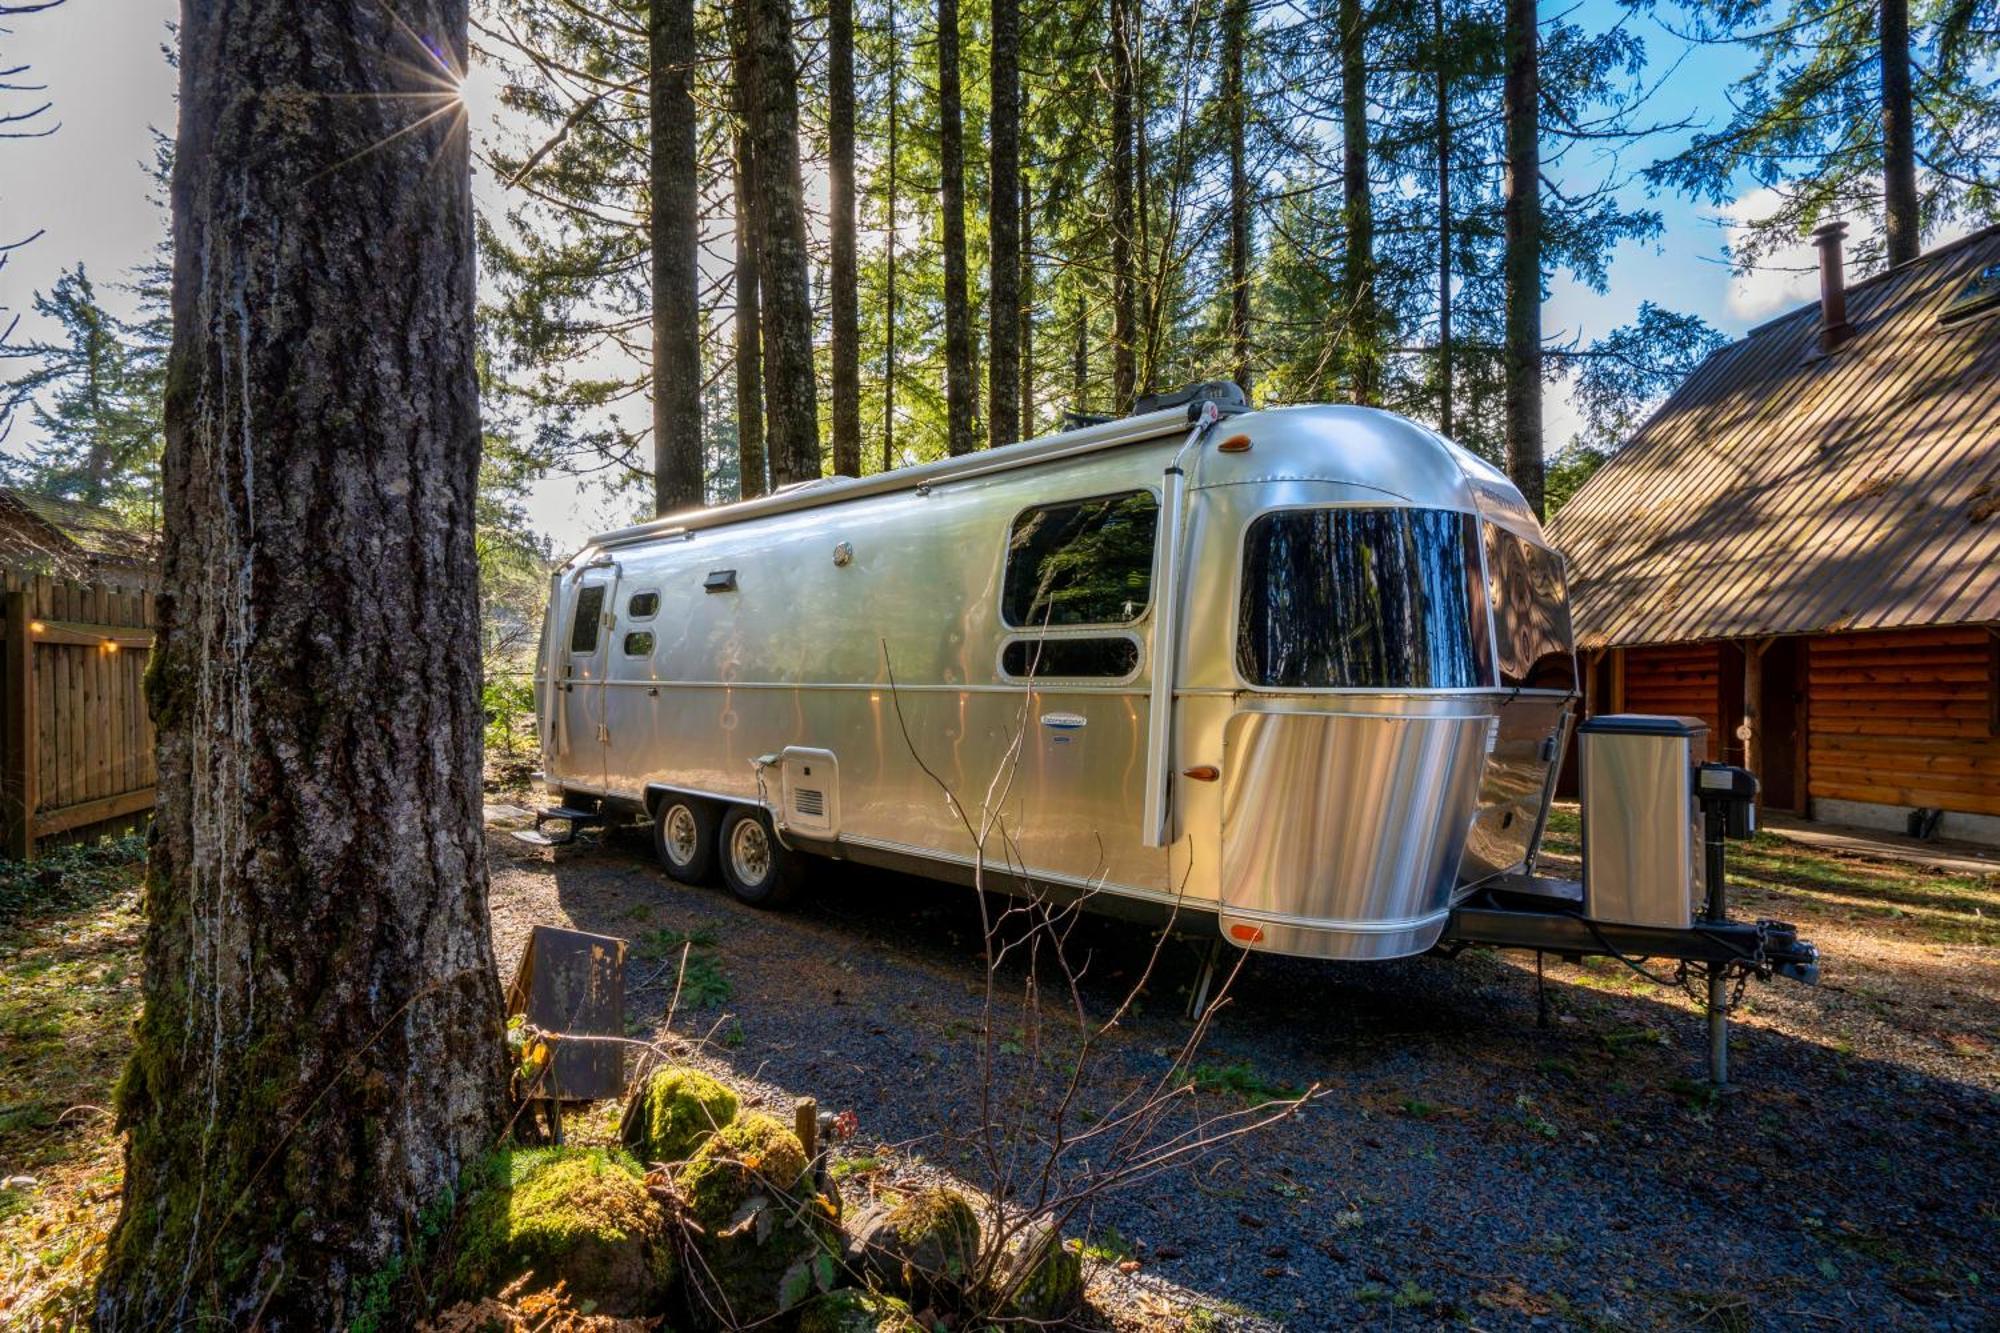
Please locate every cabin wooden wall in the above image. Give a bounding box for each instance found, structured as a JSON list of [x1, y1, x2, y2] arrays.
[[1803, 627, 2000, 819], [0, 571, 158, 859], [1619, 643, 1727, 762]]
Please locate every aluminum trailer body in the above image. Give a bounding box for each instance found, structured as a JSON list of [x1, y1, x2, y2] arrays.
[[535, 400, 1578, 962]]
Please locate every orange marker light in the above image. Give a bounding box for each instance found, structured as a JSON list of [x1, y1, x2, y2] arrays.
[[1229, 923, 1264, 944], [1182, 765, 1220, 782], [1217, 433, 1252, 453]]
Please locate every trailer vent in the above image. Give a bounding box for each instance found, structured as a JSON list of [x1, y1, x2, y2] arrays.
[[793, 788, 826, 819]]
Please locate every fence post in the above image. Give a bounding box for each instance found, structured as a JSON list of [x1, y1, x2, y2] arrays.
[[3, 588, 37, 860]]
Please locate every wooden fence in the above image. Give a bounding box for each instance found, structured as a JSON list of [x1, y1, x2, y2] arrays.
[[0, 572, 158, 859]]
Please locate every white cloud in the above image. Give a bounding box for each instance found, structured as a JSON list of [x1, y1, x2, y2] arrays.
[[1721, 188, 1826, 322]]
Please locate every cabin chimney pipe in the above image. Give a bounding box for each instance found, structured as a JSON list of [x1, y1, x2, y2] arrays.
[[1811, 221, 1855, 353]]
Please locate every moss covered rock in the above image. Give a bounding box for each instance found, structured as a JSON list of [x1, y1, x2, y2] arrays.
[[452, 1147, 676, 1316], [626, 1065, 739, 1165], [674, 1113, 836, 1326], [997, 1217, 1084, 1321], [797, 1287, 924, 1333], [849, 1187, 981, 1305]]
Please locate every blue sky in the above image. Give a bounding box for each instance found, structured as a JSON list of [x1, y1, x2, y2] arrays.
[[1, 0, 1829, 550]]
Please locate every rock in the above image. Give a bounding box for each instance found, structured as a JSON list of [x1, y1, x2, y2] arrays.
[[797, 1288, 924, 1333], [848, 1187, 981, 1305], [626, 1064, 740, 1165], [996, 1217, 1084, 1322], [674, 1112, 837, 1327], [452, 1147, 676, 1317]]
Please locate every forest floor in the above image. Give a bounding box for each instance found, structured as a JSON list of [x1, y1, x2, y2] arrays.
[[2, 802, 1995, 1330]]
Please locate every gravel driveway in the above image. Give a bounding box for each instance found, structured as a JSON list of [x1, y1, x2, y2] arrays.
[[485, 812, 2000, 1331]]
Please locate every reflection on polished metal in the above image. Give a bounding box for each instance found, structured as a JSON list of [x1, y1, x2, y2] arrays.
[[534, 403, 1579, 962]]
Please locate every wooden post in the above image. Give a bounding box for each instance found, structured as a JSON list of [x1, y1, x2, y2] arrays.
[[1609, 646, 1627, 713], [3, 588, 38, 861], [795, 1097, 818, 1161]]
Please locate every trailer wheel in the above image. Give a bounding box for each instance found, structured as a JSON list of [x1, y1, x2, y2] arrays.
[[718, 806, 804, 908], [652, 796, 716, 884]]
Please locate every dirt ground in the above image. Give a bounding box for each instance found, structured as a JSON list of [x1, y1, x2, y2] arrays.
[[3, 806, 1995, 1330]]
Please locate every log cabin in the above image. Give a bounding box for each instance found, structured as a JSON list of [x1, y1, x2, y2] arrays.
[[1549, 221, 2000, 846]]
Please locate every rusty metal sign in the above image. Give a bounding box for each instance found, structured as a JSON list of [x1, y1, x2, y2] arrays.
[[506, 925, 628, 1101]]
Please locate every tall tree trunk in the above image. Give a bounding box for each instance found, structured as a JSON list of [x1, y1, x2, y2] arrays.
[[1134, 12, 1155, 399], [883, 0, 899, 474], [1880, 0, 1919, 266], [653, 0, 702, 513], [828, 0, 862, 475], [1224, 0, 1251, 395], [1109, 0, 1136, 412], [1073, 290, 1090, 415], [987, 0, 1021, 449], [1502, 0, 1543, 516], [939, 0, 976, 454], [731, 93, 767, 498], [1020, 160, 1036, 437], [95, 4, 509, 1324], [743, 0, 820, 482], [1340, 0, 1377, 406], [1433, 0, 1452, 437]]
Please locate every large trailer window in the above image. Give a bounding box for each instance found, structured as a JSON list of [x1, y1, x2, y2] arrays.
[[1237, 507, 1494, 690], [1002, 491, 1158, 628], [569, 584, 606, 654], [1485, 527, 1576, 691]]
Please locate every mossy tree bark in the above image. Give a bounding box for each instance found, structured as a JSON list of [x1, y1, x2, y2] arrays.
[[94, 3, 511, 1325]]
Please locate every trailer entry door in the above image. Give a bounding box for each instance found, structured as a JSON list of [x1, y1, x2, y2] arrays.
[[560, 569, 616, 790]]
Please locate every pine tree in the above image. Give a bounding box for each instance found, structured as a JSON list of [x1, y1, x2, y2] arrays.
[[938, 0, 977, 454], [1644, 0, 2000, 272], [829, 0, 863, 475], [987, 0, 1022, 449], [1, 266, 163, 513], [651, 0, 702, 513]]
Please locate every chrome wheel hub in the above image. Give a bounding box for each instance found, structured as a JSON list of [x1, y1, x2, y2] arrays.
[[663, 804, 698, 865], [730, 818, 771, 885]]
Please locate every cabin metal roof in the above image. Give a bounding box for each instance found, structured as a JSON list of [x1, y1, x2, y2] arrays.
[[1547, 223, 2000, 651]]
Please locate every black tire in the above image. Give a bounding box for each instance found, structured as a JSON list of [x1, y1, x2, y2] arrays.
[[652, 795, 717, 883], [716, 806, 805, 908]]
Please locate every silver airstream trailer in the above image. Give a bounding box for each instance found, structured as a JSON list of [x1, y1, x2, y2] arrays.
[[532, 387, 1815, 1072]]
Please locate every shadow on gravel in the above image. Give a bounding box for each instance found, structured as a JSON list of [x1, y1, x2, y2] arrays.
[[502, 829, 2000, 1331]]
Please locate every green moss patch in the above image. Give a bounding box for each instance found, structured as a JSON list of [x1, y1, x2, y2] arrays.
[[452, 1146, 675, 1316], [626, 1066, 738, 1166]]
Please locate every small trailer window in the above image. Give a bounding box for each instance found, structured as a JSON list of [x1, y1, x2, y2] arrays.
[[627, 590, 660, 620], [1001, 635, 1141, 680], [622, 631, 655, 657], [1002, 490, 1158, 628], [1237, 508, 1493, 690], [569, 584, 606, 654], [1484, 528, 1576, 691]]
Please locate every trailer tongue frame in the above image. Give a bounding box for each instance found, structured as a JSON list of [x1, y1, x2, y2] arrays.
[[1433, 761, 1820, 1086]]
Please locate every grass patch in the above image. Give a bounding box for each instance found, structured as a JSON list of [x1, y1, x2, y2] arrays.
[[1189, 1061, 1300, 1106], [666, 951, 730, 1009], [1077, 1224, 1135, 1263], [636, 924, 721, 958], [0, 839, 147, 1328]]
